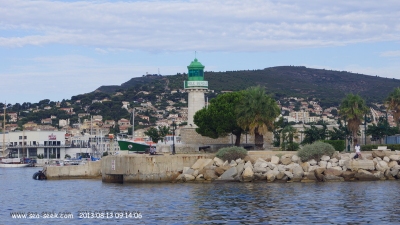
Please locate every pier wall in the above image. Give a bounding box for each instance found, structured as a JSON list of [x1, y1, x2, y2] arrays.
[[44, 161, 101, 179], [101, 154, 214, 183]]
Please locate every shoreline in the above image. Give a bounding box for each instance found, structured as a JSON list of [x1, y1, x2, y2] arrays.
[[41, 150, 400, 184]]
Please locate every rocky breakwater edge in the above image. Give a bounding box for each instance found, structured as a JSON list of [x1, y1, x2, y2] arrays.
[[174, 151, 400, 183]]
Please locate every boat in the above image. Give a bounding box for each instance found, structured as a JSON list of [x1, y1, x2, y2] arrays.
[[0, 158, 30, 168], [32, 170, 46, 180], [116, 109, 154, 153], [1, 103, 29, 168], [117, 136, 153, 153]]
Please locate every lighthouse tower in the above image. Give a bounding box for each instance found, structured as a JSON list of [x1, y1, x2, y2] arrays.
[[184, 58, 208, 128]]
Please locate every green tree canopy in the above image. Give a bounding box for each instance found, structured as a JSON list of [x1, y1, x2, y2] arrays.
[[385, 87, 400, 126], [144, 126, 170, 143], [301, 124, 327, 144], [281, 125, 299, 151], [366, 117, 399, 144], [144, 127, 161, 143], [194, 91, 244, 146], [236, 86, 280, 149], [339, 94, 368, 145]]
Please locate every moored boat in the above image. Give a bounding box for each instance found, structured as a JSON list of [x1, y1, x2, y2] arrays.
[[116, 109, 155, 153], [0, 158, 29, 168], [117, 137, 153, 153]]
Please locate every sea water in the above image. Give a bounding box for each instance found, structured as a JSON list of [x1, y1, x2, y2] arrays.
[[1, 167, 400, 224]]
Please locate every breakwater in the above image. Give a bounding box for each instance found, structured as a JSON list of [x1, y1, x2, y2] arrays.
[[175, 150, 400, 183], [43, 150, 400, 183], [44, 161, 101, 179], [101, 154, 214, 183]]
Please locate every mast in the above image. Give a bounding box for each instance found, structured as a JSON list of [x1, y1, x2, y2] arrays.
[[132, 108, 135, 138], [22, 129, 25, 159], [2, 102, 5, 157]]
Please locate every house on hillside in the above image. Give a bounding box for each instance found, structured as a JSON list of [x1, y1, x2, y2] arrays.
[[41, 118, 52, 124], [60, 107, 74, 115], [118, 118, 130, 127], [119, 125, 130, 133], [5, 124, 18, 132], [104, 120, 115, 126], [59, 119, 69, 128], [122, 101, 130, 110], [23, 121, 38, 130]]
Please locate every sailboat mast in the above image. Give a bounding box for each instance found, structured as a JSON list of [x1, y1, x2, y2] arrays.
[[3, 103, 5, 158], [132, 108, 135, 137]]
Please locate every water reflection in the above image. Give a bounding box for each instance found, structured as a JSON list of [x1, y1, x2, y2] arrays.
[[1, 168, 400, 224]]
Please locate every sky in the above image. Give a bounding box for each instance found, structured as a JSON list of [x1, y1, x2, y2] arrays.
[[1, 0, 400, 104]]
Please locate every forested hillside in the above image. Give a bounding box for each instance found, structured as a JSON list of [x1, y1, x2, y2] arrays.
[[97, 66, 400, 107]]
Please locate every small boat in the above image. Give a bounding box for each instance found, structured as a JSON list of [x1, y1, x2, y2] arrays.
[[0, 158, 30, 168], [117, 136, 153, 153], [32, 170, 46, 180], [1, 103, 29, 168]]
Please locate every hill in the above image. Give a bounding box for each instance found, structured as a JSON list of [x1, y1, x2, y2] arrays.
[[96, 66, 400, 107]]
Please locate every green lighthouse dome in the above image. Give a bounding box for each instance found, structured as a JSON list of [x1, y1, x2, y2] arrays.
[[184, 58, 208, 89], [187, 58, 205, 70], [187, 58, 205, 81]]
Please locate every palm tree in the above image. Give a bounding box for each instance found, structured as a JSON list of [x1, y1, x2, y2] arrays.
[[236, 86, 280, 149], [385, 87, 400, 127], [339, 94, 368, 146], [281, 125, 299, 151]]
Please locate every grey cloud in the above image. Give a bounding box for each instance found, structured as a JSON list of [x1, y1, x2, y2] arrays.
[[0, 0, 400, 51]]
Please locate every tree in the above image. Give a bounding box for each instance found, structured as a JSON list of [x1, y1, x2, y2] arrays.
[[328, 118, 348, 140], [236, 86, 280, 149], [385, 87, 400, 127], [144, 127, 161, 143], [194, 91, 244, 146], [158, 126, 170, 142], [301, 124, 327, 144], [281, 125, 299, 150], [272, 117, 285, 147], [339, 94, 368, 145], [366, 117, 399, 143], [143, 126, 170, 143]]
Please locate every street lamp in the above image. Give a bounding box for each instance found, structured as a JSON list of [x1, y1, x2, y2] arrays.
[[172, 119, 176, 155], [385, 109, 388, 144]]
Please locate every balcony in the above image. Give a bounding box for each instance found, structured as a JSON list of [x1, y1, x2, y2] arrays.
[[7, 144, 71, 148]]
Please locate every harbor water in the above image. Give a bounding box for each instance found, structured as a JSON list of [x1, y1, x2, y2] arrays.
[[1, 167, 400, 224]]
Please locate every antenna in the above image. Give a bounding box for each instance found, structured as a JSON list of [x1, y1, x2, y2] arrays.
[[195, 51, 197, 58]]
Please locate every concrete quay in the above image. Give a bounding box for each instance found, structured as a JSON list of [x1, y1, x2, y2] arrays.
[[101, 154, 214, 183], [44, 161, 102, 179], [42, 151, 379, 182]]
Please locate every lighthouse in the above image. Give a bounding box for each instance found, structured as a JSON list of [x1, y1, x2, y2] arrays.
[[184, 58, 208, 128]]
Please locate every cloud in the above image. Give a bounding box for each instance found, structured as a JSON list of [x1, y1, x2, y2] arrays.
[[1, 0, 400, 51], [380, 50, 400, 57]]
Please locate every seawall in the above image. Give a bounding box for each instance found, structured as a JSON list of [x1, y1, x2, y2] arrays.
[[44, 161, 102, 179], [101, 154, 214, 183]]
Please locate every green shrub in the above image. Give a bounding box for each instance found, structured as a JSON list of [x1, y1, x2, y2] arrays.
[[361, 144, 400, 151], [322, 140, 345, 152], [287, 142, 300, 151], [216, 146, 248, 162], [297, 141, 335, 162]]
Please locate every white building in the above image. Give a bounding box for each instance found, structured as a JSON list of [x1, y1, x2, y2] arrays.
[[2, 130, 69, 159]]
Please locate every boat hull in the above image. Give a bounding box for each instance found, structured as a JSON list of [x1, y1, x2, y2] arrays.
[[0, 163, 29, 168], [117, 140, 150, 153]]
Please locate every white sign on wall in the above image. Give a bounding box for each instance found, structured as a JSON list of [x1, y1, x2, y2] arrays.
[[185, 81, 208, 88]]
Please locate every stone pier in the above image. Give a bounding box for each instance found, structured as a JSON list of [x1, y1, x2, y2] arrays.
[[101, 154, 214, 183], [44, 161, 102, 179]]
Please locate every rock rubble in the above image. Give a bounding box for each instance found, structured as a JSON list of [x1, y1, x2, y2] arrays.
[[175, 150, 400, 183]]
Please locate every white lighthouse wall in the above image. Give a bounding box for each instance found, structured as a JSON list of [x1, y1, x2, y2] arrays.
[[187, 89, 206, 127]]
